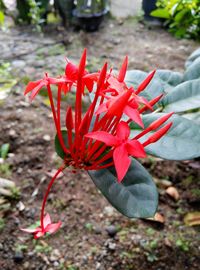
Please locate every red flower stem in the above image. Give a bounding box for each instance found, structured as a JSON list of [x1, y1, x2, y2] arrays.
[[106, 117, 119, 133], [67, 129, 73, 153], [86, 115, 119, 162], [74, 51, 87, 162], [89, 144, 108, 162], [47, 84, 58, 129], [91, 151, 113, 167], [88, 117, 119, 162], [86, 161, 113, 170], [84, 96, 105, 153], [139, 94, 163, 114], [80, 63, 107, 157], [57, 85, 62, 126], [75, 49, 86, 133], [88, 63, 107, 125], [102, 117, 113, 132], [85, 116, 111, 161], [40, 166, 64, 230], [47, 85, 70, 155]]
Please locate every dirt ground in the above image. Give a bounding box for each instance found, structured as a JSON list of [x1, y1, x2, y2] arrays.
[[0, 17, 200, 270]]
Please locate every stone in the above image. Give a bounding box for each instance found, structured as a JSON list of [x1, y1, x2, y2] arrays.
[[105, 225, 118, 237], [12, 60, 26, 69], [43, 134, 51, 141], [103, 206, 115, 217], [94, 226, 102, 235], [50, 249, 61, 262], [13, 251, 24, 263]]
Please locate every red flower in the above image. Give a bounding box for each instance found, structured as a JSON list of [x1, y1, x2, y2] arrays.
[[86, 121, 146, 182], [21, 213, 61, 239], [22, 50, 174, 240]]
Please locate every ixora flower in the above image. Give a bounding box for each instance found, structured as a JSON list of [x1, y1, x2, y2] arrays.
[[22, 49, 174, 238]]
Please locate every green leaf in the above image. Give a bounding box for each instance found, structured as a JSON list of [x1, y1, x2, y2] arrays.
[[185, 48, 200, 69], [162, 79, 200, 113], [130, 113, 200, 160], [155, 69, 183, 87], [0, 10, 4, 26], [174, 9, 189, 23], [0, 143, 9, 160], [88, 158, 158, 218], [151, 9, 170, 19], [54, 130, 68, 159], [182, 111, 200, 124], [184, 58, 200, 81]]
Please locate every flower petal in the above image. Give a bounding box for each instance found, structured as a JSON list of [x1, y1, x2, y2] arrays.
[[34, 231, 45, 239], [21, 227, 41, 233], [124, 106, 144, 128], [136, 70, 156, 94], [95, 103, 108, 115], [45, 221, 62, 234], [43, 213, 51, 228], [126, 140, 146, 158], [113, 144, 131, 182], [30, 81, 47, 100], [65, 62, 78, 81], [116, 121, 130, 140], [24, 80, 41, 95], [85, 131, 118, 146], [107, 90, 132, 118], [118, 56, 128, 82]]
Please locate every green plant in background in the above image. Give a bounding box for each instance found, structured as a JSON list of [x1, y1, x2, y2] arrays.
[[16, 0, 49, 30], [0, 0, 6, 28], [0, 62, 17, 101], [0, 143, 9, 160], [0, 143, 11, 177], [28, 0, 48, 31], [151, 0, 200, 39]]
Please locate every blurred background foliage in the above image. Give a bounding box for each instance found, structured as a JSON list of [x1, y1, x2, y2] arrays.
[[0, 0, 199, 39], [151, 0, 200, 40]]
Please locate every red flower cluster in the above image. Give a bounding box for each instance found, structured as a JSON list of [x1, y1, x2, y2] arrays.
[[23, 49, 173, 238]]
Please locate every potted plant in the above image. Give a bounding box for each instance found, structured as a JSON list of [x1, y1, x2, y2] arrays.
[[73, 0, 109, 31]]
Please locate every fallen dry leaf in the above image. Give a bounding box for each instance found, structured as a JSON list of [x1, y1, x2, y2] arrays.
[[154, 178, 172, 189], [166, 186, 180, 201], [147, 212, 165, 223], [184, 212, 200, 226]]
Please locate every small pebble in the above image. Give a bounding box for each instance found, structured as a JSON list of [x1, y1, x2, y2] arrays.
[[43, 134, 51, 141], [13, 251, 24, 263], [105, 225, 118, 237], [94, 226, 102, 234]]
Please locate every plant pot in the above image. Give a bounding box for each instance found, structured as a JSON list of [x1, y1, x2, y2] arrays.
[[142, 0, 157, 21], [73, 8, 108, 31]]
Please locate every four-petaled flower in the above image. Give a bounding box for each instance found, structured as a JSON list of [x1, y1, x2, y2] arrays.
[[21, 213, 61, 239], [86, 121, 146, 181]]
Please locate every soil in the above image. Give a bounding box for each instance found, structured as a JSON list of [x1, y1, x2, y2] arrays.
[[0, 17, 200, 270]]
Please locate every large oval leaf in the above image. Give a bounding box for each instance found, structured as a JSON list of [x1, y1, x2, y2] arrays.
[[182, 111, 200, 124], [88, 158, 158, 218], [162, 79, 200, 113], [185, 48, 200, 69], [155, 69, 183, 87], [184, 57, 200, 81], [130, 113, 200, 160]]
